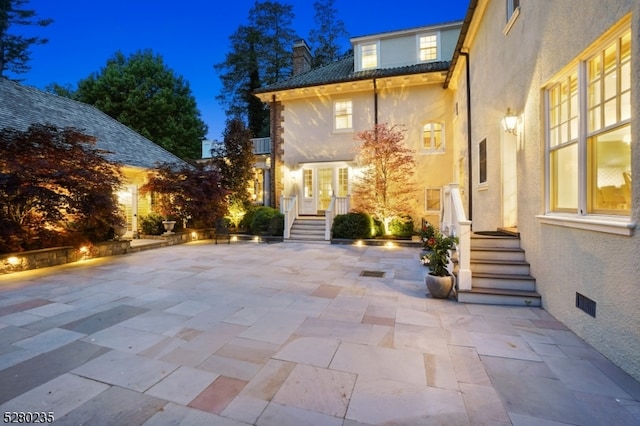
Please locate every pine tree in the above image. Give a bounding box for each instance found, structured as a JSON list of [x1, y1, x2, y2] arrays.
[[308, 0, 349, 67], [0, 0, 52, 79]]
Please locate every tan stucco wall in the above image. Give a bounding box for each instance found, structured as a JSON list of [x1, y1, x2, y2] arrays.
[[280, 81, 455, 227], [452, 0, 640, 381]]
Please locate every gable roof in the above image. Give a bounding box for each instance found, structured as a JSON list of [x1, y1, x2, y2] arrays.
[[254, 53, 451, 94], [0, 78, 187, 169]]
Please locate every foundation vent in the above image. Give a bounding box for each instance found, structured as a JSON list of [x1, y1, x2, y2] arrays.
[[576, 292, 596, 317]]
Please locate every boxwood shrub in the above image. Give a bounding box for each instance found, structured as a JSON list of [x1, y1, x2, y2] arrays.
[[250, 206, 280, 234], [389, 215, 414, 238], [331, 212, 373, 239]]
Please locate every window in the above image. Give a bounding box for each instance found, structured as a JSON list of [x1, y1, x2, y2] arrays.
[[422, 122, 444, 151], [479, 139, 487, 185], [361, 43, 377, 70], [334, 100, 353, 130], [338, 167, 349, 197], [425, 188, 441, 212], [303, 169, 313, 198], [545, 27, 631, 217], [507, 0, 520, 21], [419, 34, 438, 62]]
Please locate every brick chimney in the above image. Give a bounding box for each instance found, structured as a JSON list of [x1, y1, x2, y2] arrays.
[[292, 39, 312, 76]]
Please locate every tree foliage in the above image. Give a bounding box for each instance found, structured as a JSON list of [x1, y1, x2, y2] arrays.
[[351, 123, 417, 235], [140, 163, 227, 229], [0, 124, 123, 253], [0, 0, 52, 79], [213, 117, 255, 208], [215, 0, 297, 137], [65, 49, 207, 160], [308, 0, 348, 67]]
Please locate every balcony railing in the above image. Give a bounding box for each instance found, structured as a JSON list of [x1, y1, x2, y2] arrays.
[[252, 137, 271, 155]]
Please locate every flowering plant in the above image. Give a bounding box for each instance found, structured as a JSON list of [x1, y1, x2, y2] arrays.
[[425, 229, 458, 276], [420, 221, 437, 250]]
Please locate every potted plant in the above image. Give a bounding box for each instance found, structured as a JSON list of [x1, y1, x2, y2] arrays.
[[424, 228, 458, 299]]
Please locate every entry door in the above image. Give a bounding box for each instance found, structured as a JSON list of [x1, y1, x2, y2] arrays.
[[300, 168, 317, 215], [501, 134, 518, 227], [317, 168, 333, 212]]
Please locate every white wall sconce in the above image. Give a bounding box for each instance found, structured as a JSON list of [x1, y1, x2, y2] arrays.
[[502, 108, 519, 134]]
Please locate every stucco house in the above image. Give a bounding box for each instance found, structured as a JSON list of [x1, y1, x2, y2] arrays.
[[254, 22, 463, 240], [446, 0, 639, 382], [255, 0, 640, 384], [0, 77, 188, 237]]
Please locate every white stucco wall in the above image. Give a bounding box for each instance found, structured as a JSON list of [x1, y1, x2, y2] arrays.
[[453, 0, 640, 381]]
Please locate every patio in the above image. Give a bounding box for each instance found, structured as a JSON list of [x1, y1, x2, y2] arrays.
[[0, 241, 638, 425]]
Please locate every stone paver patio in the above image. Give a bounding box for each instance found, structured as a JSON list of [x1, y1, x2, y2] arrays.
[[0, 241, 639, 425]]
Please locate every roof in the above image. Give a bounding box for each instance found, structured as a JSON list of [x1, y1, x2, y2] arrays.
[[444, 0, 480, 88], [254, 53, 451, 94], [0, 78, 187, 169]]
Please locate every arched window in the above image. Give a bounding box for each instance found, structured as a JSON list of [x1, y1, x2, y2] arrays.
[[422, 122, 444, 151]]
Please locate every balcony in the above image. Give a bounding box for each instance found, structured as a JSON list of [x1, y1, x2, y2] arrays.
[[252, 137, 271, 155]]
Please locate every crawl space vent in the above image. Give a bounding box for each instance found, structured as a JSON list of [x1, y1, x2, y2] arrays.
[[576, 292, 596, 318]]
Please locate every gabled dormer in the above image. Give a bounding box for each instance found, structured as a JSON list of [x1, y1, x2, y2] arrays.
[[352, 21, 462, 72]]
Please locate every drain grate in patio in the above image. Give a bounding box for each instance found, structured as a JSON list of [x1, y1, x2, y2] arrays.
[[360, 270, 385, 278]]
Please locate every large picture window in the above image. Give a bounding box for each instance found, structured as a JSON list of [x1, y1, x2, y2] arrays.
[[545, 26, 631, 217]]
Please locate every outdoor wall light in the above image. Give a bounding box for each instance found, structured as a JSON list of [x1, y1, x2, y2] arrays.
[[502, 108, 518, 134]]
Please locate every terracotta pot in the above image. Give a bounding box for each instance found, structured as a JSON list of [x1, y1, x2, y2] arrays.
[[425, 273, 454, 299]]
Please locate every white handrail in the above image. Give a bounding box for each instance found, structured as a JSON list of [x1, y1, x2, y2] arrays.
[[281, 195, 298, 239], [441, 183, 472, 291], [325, 195, 350, 240]]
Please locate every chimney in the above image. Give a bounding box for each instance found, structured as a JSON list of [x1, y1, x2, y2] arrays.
[[293, 39, 312, 76]]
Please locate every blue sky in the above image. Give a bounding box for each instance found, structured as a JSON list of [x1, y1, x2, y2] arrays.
[[21, 0, 469, 142]]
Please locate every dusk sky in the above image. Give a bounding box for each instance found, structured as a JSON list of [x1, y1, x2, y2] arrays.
[[22, 0, 470, 144]]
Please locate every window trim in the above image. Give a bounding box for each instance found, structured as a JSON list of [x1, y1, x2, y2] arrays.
[[504, 0, 521, 35], [358, 41, 379, 71], [542, 21, 632, 233], [424, 187, 442, 213], [421, 121, 445, 153], [478, 138, 488, 188], [333, 99, 353, 132], [416, 32, 439, 63]]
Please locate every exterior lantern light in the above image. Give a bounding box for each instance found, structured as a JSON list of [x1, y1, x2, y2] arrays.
[[502, 108, 518, 134]]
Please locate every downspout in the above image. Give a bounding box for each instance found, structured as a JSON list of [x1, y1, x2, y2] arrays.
[[460, 51, 473, 222], [373, 78, 378, 126]]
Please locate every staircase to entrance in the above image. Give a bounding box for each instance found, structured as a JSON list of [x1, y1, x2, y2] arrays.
[[456, 231, 541, 306], [285, 216, 328, 244]]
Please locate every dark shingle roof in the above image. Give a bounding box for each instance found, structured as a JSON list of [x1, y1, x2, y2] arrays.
[[0, 78, 187, 169], [254, 54, 451, 94]]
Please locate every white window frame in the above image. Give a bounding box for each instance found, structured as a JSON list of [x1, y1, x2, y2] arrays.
[[504, 0, 520, 35], [334, 99, 353, 132], [359, 42, 379, 70], [421, 121, 445, 153], [417, 33, 439, 62], [540, 21, 634, 235], [424, 187, 442, 213]]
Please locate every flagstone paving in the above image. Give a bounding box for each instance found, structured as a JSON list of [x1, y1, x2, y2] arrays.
[[0, 240, 639, 425]]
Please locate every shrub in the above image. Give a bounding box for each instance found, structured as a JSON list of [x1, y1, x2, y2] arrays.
[[250, 206, 280, 234], [389, 215, 414, 238], [140, 213, 165, 235], [372, 218, 385, 237], [331, 212, 373, 239], [267, 213, 284, 236]]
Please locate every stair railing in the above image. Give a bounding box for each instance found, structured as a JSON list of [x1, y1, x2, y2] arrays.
[[441, 183, 472, 291], [280, 195, 298, 239], [325, 195, 350, 240]]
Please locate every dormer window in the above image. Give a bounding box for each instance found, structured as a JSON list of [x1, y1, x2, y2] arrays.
[[361, 43, 378, 70], [422, 122, 444, 151], [418, 34, 438, 62]]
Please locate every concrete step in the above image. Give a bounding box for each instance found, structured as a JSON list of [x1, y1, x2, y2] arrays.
[[284, 237, 329, 244], [471, 272, 537, 291], [471, 234, 521, 249], [457, 288, 541, 307], [471, 247, 525, 262], [471, 259, 530, 275]]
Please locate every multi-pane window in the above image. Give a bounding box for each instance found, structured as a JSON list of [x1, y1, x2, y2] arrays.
[[479, 139, 487, 185], [419, 34, 437, 62], [546, 27, 631, 216], [507, 0, 520, 21], [334, 100, 352, 130], [303, 169, 313, 198], [422, 122, 443, 151], [338, 168, 349, 197], [425, 188, 441, 212], [361, 43, 377, 70]]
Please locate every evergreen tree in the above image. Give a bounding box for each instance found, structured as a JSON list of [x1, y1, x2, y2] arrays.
[[0, 0, 52, 79], [69, 49, 207, 160], [308, 0, 348, 67], [215, 1, 297, 137]]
